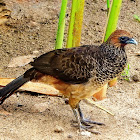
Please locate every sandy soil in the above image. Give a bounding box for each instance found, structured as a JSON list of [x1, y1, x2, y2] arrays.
[[0, 0, 140, 139]]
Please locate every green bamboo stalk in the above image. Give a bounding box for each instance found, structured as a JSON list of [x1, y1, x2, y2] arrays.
[[66, 0, 85, 48], [55, 0, 68, 49], [107, 0, 110, 14], [66, 0, 76, 48], [103, 0, 122, 42], [107, 0, 110, 9]]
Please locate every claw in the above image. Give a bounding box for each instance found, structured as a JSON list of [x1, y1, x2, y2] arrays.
[[78, 104, 104, 126], [72, 104, 104, 134], [81, 118, 105, 126], [81, 119, 93, 127], [71, 123, 93, 129], [71, 122, 101, 134]]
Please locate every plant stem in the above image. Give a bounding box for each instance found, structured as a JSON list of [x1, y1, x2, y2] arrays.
[[107, 0, 110, 14], [55, 0, 68, 49], [66, 0, 85, 48], [103, 0, 122, 42]]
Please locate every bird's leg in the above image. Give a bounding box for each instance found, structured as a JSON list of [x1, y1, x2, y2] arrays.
[[72, 108, 93, 130], [72, 106, 102, 134], [72, 109, 81, 131], [78, 104, 104, 126]]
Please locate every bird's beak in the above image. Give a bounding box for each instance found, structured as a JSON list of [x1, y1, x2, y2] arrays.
[[126, 38, 138, 45]]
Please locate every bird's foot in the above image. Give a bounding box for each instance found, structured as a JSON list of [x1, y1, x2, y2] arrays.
[[77, 104, 105, 126], [72, 115, 103, 134], [72, 104, 105, 134], [72, 121, 101, 134], [81, 118, 105, 126], [72, 121, 92, 129], [72, 117, 104, 128]]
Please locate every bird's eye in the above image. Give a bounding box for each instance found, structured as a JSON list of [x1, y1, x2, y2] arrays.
[[119, 36, 129, 43], [120, 36, 126, 41]]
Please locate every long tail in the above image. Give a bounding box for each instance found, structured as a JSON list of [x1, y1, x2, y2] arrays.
[[0, 75, 30, 105], [0, 68, 43, 105]]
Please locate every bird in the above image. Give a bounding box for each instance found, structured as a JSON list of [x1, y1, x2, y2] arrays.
[[0, 30, 137, 133]]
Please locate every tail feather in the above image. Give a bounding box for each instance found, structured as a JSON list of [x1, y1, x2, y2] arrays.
[[0, 75, 30, 105]]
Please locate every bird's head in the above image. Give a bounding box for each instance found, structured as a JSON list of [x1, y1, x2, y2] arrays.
[[106, 30, 138, 48]]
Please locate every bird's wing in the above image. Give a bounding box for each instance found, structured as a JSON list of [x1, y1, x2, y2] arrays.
[[31, 45, 99, 84]]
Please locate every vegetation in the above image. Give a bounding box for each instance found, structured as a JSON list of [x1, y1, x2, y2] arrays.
[[66, 0, 85, 48], [55, 0, 130, 80], [134, 15, 140, 22], [55, 0, 68, 49]]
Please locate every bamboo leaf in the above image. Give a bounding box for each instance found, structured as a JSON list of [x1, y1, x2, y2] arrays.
[[0, 78, 60, 96]]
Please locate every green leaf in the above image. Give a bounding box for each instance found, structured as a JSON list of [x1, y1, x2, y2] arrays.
[[134, 15, 140, 22]]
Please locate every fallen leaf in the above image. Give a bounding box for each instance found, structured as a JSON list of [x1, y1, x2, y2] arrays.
[[8, 55, 36, 67], [0, 78, 61, 96]]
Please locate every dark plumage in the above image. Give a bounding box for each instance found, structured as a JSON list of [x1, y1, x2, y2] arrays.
[[0, 30, 137, 132], [31, 43, 126, 85], [31, 46, 98, 84]]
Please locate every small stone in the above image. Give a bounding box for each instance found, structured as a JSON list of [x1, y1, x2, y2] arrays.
[[33, 50, 39, 54], [32, 102, 49, 112], [64, 99, 69, 104], [67, 134, 73, 138], [81, 131, 91, 137], [132, 75, 139, 82], [54, 125, 64, 133], [29, 21, 40, 28], [17, 104, 23, 107]]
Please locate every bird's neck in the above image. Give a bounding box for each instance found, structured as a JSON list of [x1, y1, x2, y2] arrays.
[[99, 43, 127, 59], [96, 43, 127, 81]]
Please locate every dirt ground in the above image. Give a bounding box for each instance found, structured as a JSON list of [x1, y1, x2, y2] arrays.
[[0, 0, 140, 139]]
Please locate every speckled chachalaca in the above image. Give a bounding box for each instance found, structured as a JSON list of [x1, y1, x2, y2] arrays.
[[0, 30, 137, 132]]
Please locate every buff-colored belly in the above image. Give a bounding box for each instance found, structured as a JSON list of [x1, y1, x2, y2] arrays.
[[34, 75, 107, 108]]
